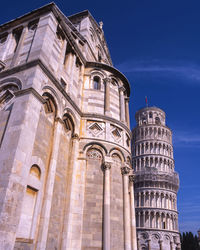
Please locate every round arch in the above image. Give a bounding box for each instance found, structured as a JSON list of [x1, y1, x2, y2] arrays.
[[0, 76, 22, 90], [42, 86, 61, 116], [109, 148, 125, 162]]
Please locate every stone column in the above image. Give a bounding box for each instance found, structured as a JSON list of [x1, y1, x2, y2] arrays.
[[103, 162, 111, 250], [37, 118, 63, 249], [121, 166, 132, 250], [62, 134, 81, 249], [170, 241, 175, 250], [119, 87, 126, 123], [143, 212, 145, 227], [104, 78, 111, 115], [148, 212, 151, 228], [125, 97, 130, 128], [137, 237, 140, 250], [138, 212, 141, 227], [159, 240, 163, 250], [148, 239, 151, 250], [129, 174, 138, 250], [10, 26, 28, 67]]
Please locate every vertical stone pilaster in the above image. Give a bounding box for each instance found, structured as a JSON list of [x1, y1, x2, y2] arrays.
[[129, 174, 137, 250], [36, 118, 63, 250], [125, 97, 130, 128], [69, 53, 76, 86], [63, 135, 81, 250], [119, 87, 126, 123], [103, 162, 111, 250], [57, 39, 67, 78], [1, 32, 12, 61], [121, 166, 131, 250], [104, 78, 111, 115]]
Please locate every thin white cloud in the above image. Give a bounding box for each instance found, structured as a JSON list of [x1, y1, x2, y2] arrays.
[[116, 59, 200, 82], [173, 131, 200, 148]]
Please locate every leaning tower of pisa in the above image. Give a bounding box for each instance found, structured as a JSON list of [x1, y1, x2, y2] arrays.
[[132, 107, 181, 250]]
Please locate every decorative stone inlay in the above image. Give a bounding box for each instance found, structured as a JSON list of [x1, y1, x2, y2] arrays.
[[87, 149, 102, 160], [89, 122, 103, 132], [112, 128, 121, 137], [121, 166, 130, 175], [111, 125, 122, 142], [87, 121, 104, 138]]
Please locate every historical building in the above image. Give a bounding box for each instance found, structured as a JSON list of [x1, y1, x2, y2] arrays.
[[132, 107, 181, 250], [0, 3, 137, 250]]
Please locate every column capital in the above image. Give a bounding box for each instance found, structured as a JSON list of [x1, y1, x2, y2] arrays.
[[72, 133, 79, 140], [121, 166, 131, 175], [103, 162, 111, 171], [119, 86, 126, 93], [125, 97, 130, 102], [129, 174, 135, 183], [104, 77, 112, 84]]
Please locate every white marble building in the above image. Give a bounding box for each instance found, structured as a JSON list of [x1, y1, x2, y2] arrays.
[[132, 107, 181, 250], [0, 3, 137, 250]]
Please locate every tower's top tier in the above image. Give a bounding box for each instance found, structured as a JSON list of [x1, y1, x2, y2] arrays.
[[135, 107, 166, 127]]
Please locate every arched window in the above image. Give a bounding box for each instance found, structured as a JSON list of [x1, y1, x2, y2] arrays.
[[93, 76, 101, 90], [0, 83, 19, 109], [111, 78, 118, 86], [30, 164, 41, 179], [63, 114, 74, 134], [155, 116, 161, 125], [42, 93, 56, 114]]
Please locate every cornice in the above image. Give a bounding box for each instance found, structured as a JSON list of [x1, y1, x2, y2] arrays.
[[86, 61, 130, 96]]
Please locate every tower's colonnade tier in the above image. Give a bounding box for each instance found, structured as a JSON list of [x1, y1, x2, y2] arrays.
[[132, 107, 181, 250]]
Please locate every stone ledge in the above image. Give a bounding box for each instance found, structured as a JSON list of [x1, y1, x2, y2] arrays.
[[15, 238, 33, 243]]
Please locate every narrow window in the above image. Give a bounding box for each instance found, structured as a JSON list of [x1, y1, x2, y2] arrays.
[[13, 28, 23, 52], [93, 76, 101, 90], [0, 90, 14, 108], [60, 78, 67, 89], [63, 114, 74, 134], [43, 93, 56, 114], [155, 116, 160, 125]]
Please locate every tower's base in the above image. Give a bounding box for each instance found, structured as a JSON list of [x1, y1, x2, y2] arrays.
[[137, 229, 181, 250]]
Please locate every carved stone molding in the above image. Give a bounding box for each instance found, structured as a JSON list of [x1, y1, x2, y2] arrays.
[[129, 174, 135, 183], [121, 166, 130, 175], [104, 77, 111, 84], [103, 162, 111, 171]]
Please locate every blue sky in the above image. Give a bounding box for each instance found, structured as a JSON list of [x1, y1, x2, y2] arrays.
[[1, 0, 200, 234]]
